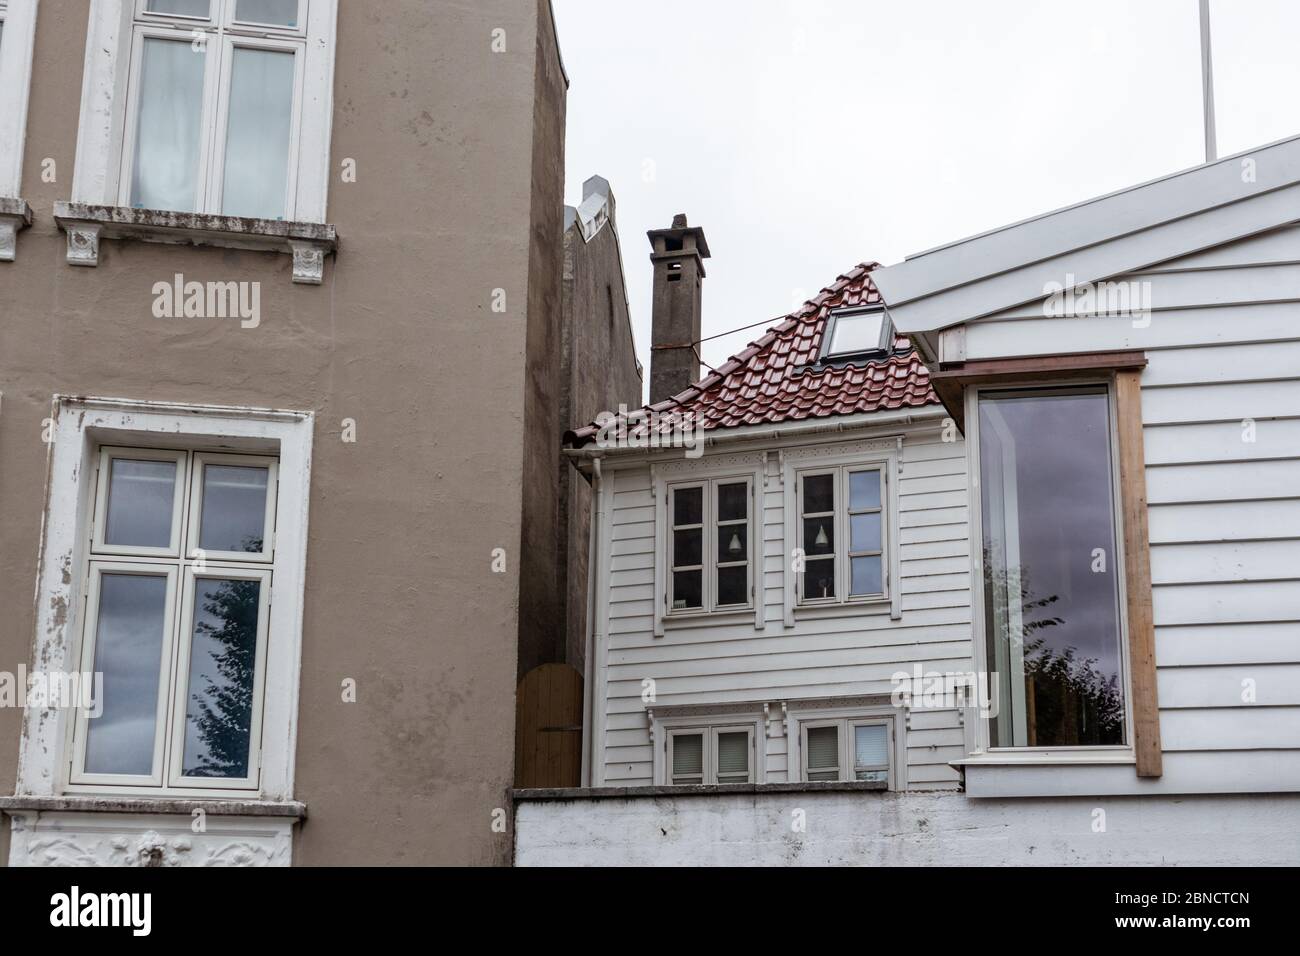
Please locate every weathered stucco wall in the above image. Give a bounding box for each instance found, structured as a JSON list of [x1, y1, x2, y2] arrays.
[[0, 0, 564, 865], [515, 789, 1300, 866]]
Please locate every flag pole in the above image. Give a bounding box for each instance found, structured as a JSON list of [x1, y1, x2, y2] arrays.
[[1199, 0, 1217, 162]]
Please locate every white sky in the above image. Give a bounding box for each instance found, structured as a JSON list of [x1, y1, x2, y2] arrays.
[[552, 0, 1300, 395]]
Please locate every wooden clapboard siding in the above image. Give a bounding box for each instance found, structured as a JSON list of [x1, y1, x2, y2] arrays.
[[595, 425, 971, 788], [954, 223, 1300, 789]]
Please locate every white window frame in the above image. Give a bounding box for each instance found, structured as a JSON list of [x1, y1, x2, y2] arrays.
[[71, 561, 179, 788], [167, 563, 272, 789], [0, 0, 40, 199], [666, 476, 754, 617], [651, 710, 765, 786], [789, 704, 903, 789], [71, 0, 336, 223], [17, 397, 313, 803], [781, 438, 902, 623], [651, 452, 766, 636], [187, 451, 278, 562], [964, 380, 1136, 762], [91, 446, 188, 558]]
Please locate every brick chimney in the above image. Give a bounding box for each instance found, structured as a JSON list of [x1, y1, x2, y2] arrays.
[[648, 214, 711, 404]]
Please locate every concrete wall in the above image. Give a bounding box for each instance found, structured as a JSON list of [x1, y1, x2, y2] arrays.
[[515, 789, 1300, 866], [0, 0, 565, 865], [556, 196, 642, 674]]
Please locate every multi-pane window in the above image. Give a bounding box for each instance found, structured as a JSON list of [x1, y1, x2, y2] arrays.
[[667, 727, 754, 785], [668, 478, 752, 613], [72, 446, 278, 791], [121, 0, 308, 219], [797, 465, 887, 604], [977, 385, 1126, 748], [801, 719, 891, 784]]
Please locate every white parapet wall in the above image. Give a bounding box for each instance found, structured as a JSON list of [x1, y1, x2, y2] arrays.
[[514, 788, 1300, 866]]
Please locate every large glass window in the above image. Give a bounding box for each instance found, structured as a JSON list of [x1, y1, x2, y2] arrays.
[[122, 0, 305, 218], [72, 446, 278, 791], [977, 386, 1126, 748]]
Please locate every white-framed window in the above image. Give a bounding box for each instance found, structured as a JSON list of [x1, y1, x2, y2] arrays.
[[970, 382, 1131, 752], [666, 726, 755, 785], [71, 0, 336, 222], [71, 445, 279, 792], [667, 476, 753, 614], [796, 464, 887, 605], [0, 0, 39, 199], [17, 398, 313, 804], [800, 718, 892, 784]]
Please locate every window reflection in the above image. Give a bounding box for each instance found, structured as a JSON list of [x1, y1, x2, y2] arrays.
[[978, 386, 1126, 747]]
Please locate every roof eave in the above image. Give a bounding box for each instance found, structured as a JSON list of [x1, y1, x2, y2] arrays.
[[872, 133, 1300, 336]]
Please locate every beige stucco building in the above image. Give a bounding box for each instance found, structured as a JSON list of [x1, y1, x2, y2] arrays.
[[0, 0, 637, 866]]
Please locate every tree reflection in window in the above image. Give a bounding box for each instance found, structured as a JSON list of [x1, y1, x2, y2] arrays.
[[184, 577, 259, 778]]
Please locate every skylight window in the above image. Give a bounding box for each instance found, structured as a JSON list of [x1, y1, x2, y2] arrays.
[[821, 308, 890, 360]]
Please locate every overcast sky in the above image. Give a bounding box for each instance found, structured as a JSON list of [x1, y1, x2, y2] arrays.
[[551, 0, 1300, 397]]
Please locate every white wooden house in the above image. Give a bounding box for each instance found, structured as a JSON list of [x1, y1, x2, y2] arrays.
[[530, 135, 1300, 864]]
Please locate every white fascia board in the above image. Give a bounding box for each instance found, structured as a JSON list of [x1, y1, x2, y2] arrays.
[[873, 133, 1300, 335]]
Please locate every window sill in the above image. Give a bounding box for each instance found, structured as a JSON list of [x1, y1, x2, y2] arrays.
[[0, 793, 307, 820], [52, 202, 338, 284], [663, 607, 755, 630], [794, 597, 892, 622], [0, 197, 33, 262], [953, 750, 1136, 767]]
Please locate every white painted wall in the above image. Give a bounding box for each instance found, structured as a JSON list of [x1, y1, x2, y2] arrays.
[[515, 790, 1300, 866], [594, 418, 970, 790]]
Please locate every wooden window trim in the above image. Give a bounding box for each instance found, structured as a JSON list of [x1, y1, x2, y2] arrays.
[[931, 349, 1148, 431], [961, 355, 1162, 778], [1114, 369, 1162, 777]]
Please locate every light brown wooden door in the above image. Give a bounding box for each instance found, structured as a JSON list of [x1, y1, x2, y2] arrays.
[[515, 663, 583, 788]]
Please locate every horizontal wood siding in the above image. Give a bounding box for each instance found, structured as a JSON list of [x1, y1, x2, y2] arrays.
[[961, 225, 1300, 784], [598, 425, 969, 788]]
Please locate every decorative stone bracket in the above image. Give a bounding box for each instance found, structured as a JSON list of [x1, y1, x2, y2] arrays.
[[52, 202, 338, 284], [0, 197, 33, 262]]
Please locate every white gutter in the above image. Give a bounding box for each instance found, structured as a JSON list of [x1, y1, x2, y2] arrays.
[[564, 406, 947, 466]]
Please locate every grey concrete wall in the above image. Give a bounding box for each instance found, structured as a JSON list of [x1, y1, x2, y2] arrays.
[[515, 789, 1300, 866], [557, 206, 642, 673], [0, 0, 565, 866]]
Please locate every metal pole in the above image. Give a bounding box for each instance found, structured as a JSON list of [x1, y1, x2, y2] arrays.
[[1199, 0, 1218, 162]]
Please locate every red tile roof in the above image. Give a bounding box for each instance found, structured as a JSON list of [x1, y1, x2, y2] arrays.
[[566, 262, 939, 446]]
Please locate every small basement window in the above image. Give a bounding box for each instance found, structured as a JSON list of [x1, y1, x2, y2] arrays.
[[820, 307, 891, 361], [667, 727, 754, 785], [799, 718, 892, 785]]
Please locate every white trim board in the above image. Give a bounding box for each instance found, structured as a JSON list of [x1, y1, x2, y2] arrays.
[[16, 396, 313, 803]]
